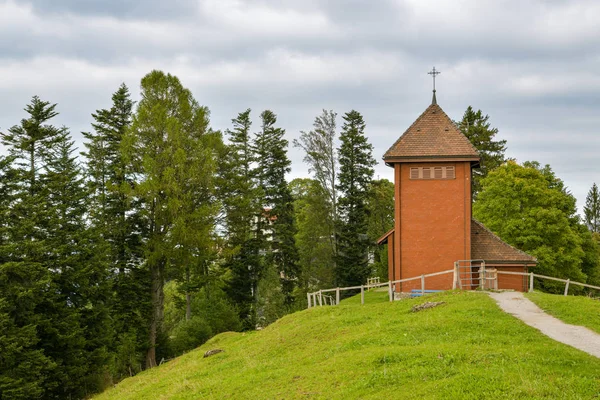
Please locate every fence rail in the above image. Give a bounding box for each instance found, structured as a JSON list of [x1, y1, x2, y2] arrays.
[[307, 266, 600, 308]]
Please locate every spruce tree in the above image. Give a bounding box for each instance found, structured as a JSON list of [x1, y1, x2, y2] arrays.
[[82, 84, 148, 378], [255, 110, 299, 309], [220, 109, 260, 328], [1, 97, 113, 398], [457, 106, 506, 198], [584, 183, 600, 233], [335, 110, 376, 287]]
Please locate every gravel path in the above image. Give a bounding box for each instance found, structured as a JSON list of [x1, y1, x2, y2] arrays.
[[488, 291, 600, 358]]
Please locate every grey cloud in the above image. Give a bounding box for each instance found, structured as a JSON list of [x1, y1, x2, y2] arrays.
[[0, 0, 599, 213]]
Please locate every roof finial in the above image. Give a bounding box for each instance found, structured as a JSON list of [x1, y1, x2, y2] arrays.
[[428, 66, 441, 105]]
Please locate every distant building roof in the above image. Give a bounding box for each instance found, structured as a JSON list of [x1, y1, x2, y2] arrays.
[[383, 103, 480, 163], [471, 219, 537, 264]]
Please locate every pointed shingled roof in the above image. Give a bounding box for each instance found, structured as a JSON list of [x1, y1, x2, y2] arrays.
[[383, 103, 480, 162], [471, 219, 537, 264]]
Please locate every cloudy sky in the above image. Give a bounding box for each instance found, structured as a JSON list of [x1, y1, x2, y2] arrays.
[[1, 0, 599, 213]]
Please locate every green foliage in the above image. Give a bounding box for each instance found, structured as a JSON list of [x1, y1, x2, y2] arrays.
[[220, 110, 260, 328], [0, 264, 55, 400], [124, 70, 220, 368], [456, 106, 506, 198], [336, 110, 376, 287], [474, 161, 599, 291], [584, 183, 600, 233], [290, 178, 335, 292], [366, 179, 395, 280], [169, 317, 213, 356], [0, 97, 114, 398], [255, 110, 299, 306], [95, 292, 600, 400]]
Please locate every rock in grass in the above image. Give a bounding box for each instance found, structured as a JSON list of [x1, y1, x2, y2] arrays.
[[411, 301, 445, 313], [204, 349, 224, 358]]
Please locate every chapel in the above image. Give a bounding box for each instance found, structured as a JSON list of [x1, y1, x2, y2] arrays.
[[377, 76, 536, 292]]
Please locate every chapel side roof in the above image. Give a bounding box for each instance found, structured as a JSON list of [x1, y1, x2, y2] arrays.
[[471, 219, 537, 264], [383, 103, 480, 162], [376, 228, 395, 245]]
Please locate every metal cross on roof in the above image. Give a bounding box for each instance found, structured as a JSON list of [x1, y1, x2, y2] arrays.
[[427, 66, 441, 105]]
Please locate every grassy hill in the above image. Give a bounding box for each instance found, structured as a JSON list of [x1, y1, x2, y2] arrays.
[[95, 291, 600, 399], [526, 291, 600, 334]]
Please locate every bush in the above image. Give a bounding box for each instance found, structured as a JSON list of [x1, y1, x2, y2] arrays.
[[169, 317, 213, 355]]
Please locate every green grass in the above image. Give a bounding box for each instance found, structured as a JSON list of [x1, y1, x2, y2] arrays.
[[96, 291, 600, 400], [526, 291, 600, 334]]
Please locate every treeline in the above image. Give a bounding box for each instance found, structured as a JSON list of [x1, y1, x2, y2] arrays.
[[1, 70, 599, 399], [0, 71, 393, 399]]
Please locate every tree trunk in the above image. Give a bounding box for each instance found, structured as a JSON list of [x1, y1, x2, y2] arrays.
[[185, 266, 191, 321], [146, 257, 165, 369]]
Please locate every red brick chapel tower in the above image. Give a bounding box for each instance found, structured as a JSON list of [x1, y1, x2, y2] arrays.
[[377, 68, 535, 291]]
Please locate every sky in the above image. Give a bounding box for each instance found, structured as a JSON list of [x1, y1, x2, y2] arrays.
[[1, 0, 599, 213]]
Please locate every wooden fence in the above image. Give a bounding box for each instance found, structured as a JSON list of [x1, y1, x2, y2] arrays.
[[307, 267, 600, 308]]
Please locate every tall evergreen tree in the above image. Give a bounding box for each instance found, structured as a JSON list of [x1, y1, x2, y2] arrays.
[[584, 183, 600, 233], [335, 110, 376, 287], [456, 106, 506, 198], [0, 98, 113, 398], [254, 110, 299, 308], [82, 84, 148, 379], [219, 109, 260, 328]]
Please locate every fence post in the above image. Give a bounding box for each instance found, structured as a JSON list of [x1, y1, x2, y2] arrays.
[[336, 288, 340, 305], [318, 290, 323, 306], [388, 281, 393, 302], [421, 274, 425, 296], [529, 272, 534, 292], [564, 279, 570, 296], [361, 285, 365, 305], [307, 292, 311, 308], [452, 262, 457, 290]]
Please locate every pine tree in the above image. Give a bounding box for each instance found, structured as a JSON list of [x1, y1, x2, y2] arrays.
[[584, 183, 600, 233], [457, 106, 506, 198], [219, 109, 260, 328], [82, 84, 148, 379], [335, 110, 376, 287], [0, 97, 113, 398], [255, 110, 299, 309]]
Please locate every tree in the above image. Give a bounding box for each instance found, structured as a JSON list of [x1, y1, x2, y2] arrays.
[[290, 178, 335, 293], [473, 161, 595, 291], [254, 110, 299, 309], [82, 84, 148, 380], [335, 110, 376, 287], [1, 97, 113, 398], [294, 110, 338, 255], [584, 183, 600, 233], [123, 70, 218, 368], [219, 109, 260, 328], [366, 179, 395, 279], [456, 106, 506, 198]]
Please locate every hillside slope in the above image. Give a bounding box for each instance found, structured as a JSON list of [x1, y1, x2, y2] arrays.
[[96, 291, 600, 399]]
